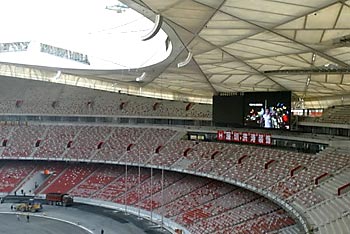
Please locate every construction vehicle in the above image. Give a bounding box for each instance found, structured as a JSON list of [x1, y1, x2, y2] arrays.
[[46, 193, 73, 206], [15, 201, 42, 212]]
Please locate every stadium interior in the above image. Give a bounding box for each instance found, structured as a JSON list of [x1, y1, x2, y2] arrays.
[[0, 0, 350, 234]]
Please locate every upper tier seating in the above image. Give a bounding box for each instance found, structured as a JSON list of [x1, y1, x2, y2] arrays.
[[248, 151, 316, 189], [123, 128, 178, 164], [64, 126, 113, 160], [33, 125, 81, 159], [270, 148, 350, 200], [0, 125, 12, 155], [0, 125, 12, 142], [0, 76, 212, 118], [150, 140, 196, 167], [2, 125, 46, 158], [94, 127, 145, 161], [301, 105, 350, 125]]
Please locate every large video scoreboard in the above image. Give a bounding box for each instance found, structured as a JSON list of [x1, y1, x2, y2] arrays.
[[213, 91, 291, 130]]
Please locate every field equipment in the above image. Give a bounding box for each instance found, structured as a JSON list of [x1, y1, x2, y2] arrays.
[[15, 201, 42, 212], [46, 193, 73, 206]]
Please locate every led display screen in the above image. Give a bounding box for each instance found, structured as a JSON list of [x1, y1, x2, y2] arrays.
[[213, 91, 291, 130], [244, 91, 291, 130]]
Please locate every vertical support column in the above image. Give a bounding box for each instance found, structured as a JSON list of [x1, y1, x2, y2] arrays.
[[150, 156, 153, 222], [138, 147, 141, 219], [161, 168, 164, 228], [124, 150, 128, 214]]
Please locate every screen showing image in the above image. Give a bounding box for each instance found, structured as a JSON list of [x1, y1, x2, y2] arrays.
[[244, 91, 291, 130]]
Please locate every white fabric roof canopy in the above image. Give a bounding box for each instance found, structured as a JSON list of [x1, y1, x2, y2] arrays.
[[133, 0, 350, 105], [1, 0, 350, 107]]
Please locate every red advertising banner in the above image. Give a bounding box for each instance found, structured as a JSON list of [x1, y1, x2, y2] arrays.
[[217, 131, 272, 146], [241, 132, 249, 143], [265, 134, 271, 145], [217, 130, 225, 141], [225, 131, 232, 141], [233, 132, 240, 142], [257, 133, 265, 145], [249, 133, 256, 144]]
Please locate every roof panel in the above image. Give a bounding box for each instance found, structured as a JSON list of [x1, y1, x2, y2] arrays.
[[312, 75, 326, 83], [200, 29, 258, 37], [276, 17, 305, 30], [260, 0, 332, 8], [224, 0, 313, 16], [221, 6, 293, 25], [207, 12, 258, 29], [209, 74, 230, 83], [223, 74, 251, 84], [139, 0, 182, 11], [199, 35, 243, 46], [343, 74, 350, 84], [163, 1, 215, 31], [321, 30, 350, 42], [335, 3, 350, 28], [295, 30, 324, 43], [239, 75, 265, 84], [223, 47, 265, 59], [326, 74, 343, 84], [305, 3, 341, 29]]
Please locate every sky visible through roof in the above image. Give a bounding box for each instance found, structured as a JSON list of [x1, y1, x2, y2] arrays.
[[0, 0, 170, 69]]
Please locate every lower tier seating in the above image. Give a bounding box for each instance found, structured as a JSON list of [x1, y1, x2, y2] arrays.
[[0, 160, 297, 233]]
